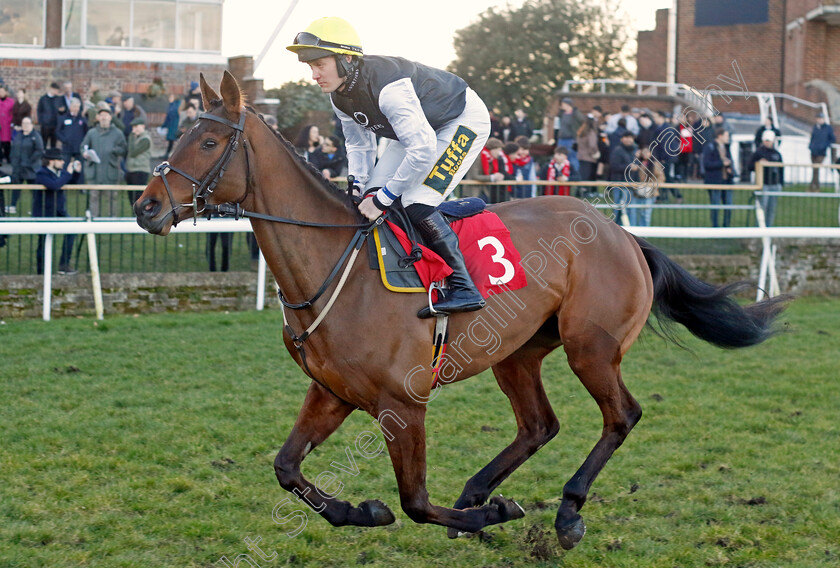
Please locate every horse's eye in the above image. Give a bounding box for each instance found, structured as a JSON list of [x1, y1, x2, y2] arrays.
[[202, 139, 217, 150]]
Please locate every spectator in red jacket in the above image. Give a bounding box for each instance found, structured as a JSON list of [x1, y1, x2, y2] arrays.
[[540, 146, 572, 196]]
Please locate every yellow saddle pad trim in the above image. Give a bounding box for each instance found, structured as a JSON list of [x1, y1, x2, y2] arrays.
[[373, 226, 426, 293]]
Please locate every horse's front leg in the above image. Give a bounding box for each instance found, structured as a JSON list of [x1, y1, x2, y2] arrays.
[[274, 381, 396, 527], [381, 400, 525, 533]]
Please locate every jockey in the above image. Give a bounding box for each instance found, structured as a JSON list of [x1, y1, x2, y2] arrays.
[[287, 17, 490, 318]]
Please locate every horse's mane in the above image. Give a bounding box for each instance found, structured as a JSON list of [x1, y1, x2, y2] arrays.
[[206, 98, 357, 212]]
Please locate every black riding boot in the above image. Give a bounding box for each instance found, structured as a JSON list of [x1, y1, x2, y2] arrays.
[[416, 211, 485, 318]]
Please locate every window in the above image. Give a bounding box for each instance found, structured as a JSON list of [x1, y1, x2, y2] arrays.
[[695, 0, 769, 27], [86, 0, 131, 46], [63, 0, 82, 46], [60, 0, 220, 51], [133, 1, 176, 49], [177, 2, 221, 51], [0, 0, 44, 46]]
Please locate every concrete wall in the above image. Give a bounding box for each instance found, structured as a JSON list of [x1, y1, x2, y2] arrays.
[[0, 272, 279, 319]]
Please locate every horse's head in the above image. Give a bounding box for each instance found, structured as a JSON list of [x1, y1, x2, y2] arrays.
[[135, 71, 253, 235]]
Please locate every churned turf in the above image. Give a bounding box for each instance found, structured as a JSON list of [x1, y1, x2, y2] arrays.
[[0, 297, 838, 567]]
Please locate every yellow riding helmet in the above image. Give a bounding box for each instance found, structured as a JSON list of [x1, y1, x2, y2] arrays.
[[286, 17, 363, 62]]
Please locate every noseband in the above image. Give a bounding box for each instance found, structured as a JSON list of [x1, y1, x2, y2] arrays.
[[152, 110, 248, 227]]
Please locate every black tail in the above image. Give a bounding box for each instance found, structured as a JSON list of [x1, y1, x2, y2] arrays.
[[633, 236, 790, 349]]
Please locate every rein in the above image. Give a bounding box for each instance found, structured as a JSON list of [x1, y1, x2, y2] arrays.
[[153, 106, 381, 385]]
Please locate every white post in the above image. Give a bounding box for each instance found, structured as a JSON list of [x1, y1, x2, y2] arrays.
[[256, 251, 267, 311], [666, 0, 678, 96], [769, 244, 780, 297], [755, 198, 770, 301], [86, 213, 105, 320], [42, 234, 53, 321]]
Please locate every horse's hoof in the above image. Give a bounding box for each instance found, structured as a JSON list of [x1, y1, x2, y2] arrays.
[[556, 516, 587, 550], [489, 495, 526, 522], [359, 499, 396, 526], [447, 527, 469, 539]]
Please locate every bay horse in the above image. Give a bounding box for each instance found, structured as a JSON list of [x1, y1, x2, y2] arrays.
[[134, 72, 787, 549]]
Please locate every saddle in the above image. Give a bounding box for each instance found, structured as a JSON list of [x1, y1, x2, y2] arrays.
[[366, 198, 527, 297]]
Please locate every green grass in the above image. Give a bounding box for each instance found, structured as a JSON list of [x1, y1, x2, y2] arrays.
[[0, 298, 839, 567]]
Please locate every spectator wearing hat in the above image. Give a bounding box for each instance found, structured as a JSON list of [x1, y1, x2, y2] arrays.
[[33, 148, 82, 274], [88, 100, 125, 132], [37, 82, 62, 148], [554, 97, 585, 172], [184, 81, 204, 112], [117, 97, 146, 139], [56, 97, 88, 164], [108, 91, 123, 117], [126, 116, 153, 206], [749, 130, 784, 227], [608, 117, 630, 150], [80, 105, 127, 216], [8, 117, 44, 214], [808, 112, 835, 191], [754, 116, 781, 148]]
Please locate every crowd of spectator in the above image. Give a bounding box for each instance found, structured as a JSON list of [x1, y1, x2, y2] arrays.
[[470, 98, 837, 228], [0, 77, 836, 273], [0, 78, 271, 273]]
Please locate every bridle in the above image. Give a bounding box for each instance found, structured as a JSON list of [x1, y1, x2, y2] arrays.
[[149, 106, 382, 388], [152, 110, 249, 228]]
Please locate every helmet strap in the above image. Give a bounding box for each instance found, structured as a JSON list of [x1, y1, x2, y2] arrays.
[[335, 54, 357, 78]]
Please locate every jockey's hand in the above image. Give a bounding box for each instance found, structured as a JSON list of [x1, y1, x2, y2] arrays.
[[358, 196, 383, 221]]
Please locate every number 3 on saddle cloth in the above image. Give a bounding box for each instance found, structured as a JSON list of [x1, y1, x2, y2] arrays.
[[365, 198, 529, 301], [365, 198, 529, 388]]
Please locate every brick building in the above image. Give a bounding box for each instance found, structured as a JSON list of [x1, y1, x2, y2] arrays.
[[637, 0, 840, 123], [0, 0, 230, 124], [636, 8, 669, 84]]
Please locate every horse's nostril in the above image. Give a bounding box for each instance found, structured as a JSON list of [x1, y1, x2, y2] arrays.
[[136, 197, 161, 218]]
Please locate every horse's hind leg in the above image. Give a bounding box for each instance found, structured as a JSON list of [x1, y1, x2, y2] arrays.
[[274, 381, 396, 528], [555, 322, 642, 550], [447, 343, 559, 537], [554, 324, 642, 550]]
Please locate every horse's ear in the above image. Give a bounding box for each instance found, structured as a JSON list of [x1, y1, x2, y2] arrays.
[[199, 73, 219, 110], [219, 70, 241, 116]]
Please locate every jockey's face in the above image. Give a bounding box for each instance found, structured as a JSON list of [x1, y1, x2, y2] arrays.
[[307, 56, 346, 94]]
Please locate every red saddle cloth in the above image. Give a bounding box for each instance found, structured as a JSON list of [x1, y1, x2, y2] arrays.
[[387, 211, 528, 297]]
